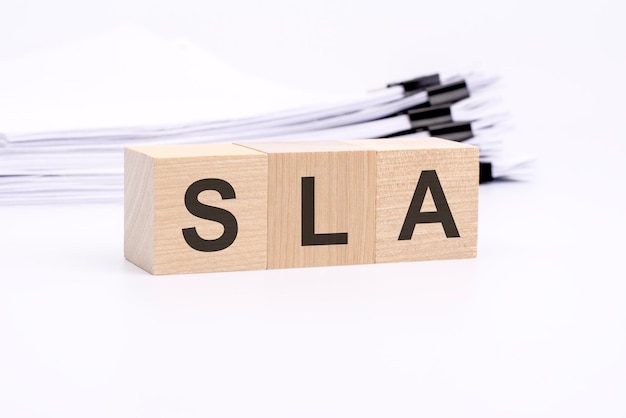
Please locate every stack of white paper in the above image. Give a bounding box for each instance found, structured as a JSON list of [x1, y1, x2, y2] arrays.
[[0, 25, 531, 204]]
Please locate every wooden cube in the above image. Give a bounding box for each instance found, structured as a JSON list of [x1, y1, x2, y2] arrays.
[[238, 141, 376, 269], [124, 144, 268, 274], [124, 138, 478, 275], [345, 138, 479, 263]]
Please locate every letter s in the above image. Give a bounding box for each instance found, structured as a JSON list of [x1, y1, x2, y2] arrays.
[[182, 178, 238, 252]]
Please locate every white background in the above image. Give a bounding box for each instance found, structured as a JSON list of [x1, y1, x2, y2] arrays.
[[1, 1, 625, 417]]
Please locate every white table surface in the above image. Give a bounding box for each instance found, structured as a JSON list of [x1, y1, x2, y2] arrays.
[[2, 149, 625, 417]]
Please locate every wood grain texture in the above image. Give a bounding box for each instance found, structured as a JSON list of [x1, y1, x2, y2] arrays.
[[240, 141, 376, 269], [124, 147, 154, 273], [125, 139, 478, 274], [346, 138, 479, 263], [125, 144, 268, 275]]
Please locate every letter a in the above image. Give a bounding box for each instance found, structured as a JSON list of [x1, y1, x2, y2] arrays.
[[398, 170, 460, 240]]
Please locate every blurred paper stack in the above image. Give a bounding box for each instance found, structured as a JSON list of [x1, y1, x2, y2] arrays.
[[0, 26, 532, 204]]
